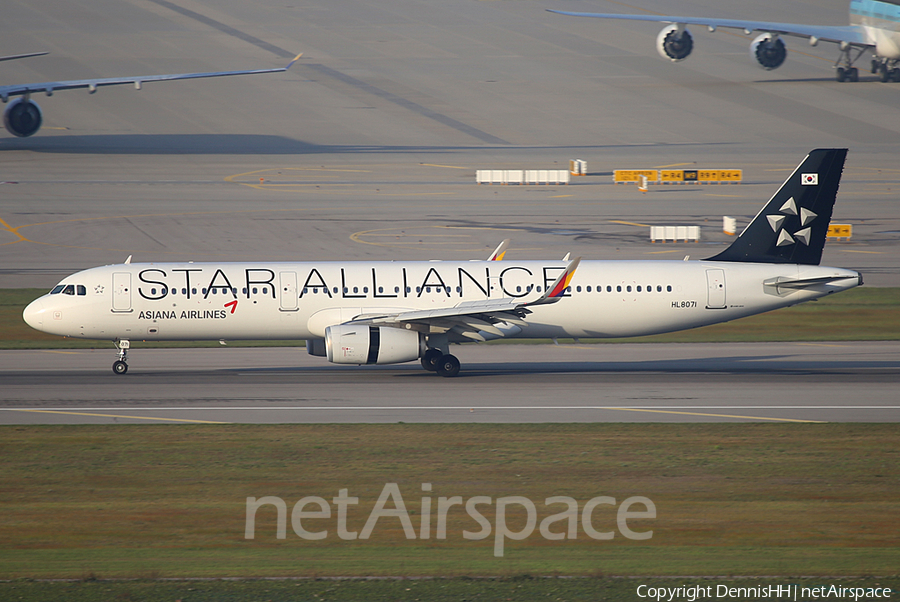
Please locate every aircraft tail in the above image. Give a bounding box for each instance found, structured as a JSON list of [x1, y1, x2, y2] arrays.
[[707, 149, 847, 265]]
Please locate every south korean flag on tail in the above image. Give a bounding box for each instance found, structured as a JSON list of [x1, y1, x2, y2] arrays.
[[802, 173, 818, 185]]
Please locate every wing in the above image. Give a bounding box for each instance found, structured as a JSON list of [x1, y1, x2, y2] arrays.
[[350, 257, 581, 342], [546, 10, 871, 47], [0, 53, 302, 102]]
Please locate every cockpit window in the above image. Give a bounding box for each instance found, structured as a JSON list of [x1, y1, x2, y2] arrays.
[[77, 285, 86, 296], [50, 285, 65, 294], [62, 285, 75, 295]]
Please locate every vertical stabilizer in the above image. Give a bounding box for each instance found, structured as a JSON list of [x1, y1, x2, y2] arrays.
[[707, 149, 847, 265]]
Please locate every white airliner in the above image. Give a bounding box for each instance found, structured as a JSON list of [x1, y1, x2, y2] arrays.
[[23, 149, 861, 377], [548, 0, 900, 82], [0, 51, 301, 137]]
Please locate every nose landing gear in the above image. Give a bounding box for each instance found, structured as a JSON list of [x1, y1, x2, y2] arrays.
[[112, 340, 130, 374]]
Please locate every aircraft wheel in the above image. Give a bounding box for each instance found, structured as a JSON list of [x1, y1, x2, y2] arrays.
[[112, 360, 128, 375], [435, 354, 460, 378], [871, 59, 879, 74], [835, 67, 846, 82], [891, 68, 900, 82], [420, 348, 442, 372], [848, 67, 859, 82], [879, 65, 891, 82]]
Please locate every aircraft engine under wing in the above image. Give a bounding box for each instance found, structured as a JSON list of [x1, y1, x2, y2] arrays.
[[0, 53, 302, 137]]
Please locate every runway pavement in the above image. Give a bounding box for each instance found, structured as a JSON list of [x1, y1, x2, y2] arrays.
[[0, 0, 897, 427], [1, 342, 897, 423]]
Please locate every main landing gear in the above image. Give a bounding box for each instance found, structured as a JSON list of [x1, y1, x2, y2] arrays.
[[834, 45, 867, 82], [420, 347, 461, 377], [112, 340, 130, 375], [871, 58, 900, 83]]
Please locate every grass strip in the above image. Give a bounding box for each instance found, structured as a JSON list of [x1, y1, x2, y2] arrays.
[[3, 288, 898, 349], [0, 424, 897, 578], [1, 577, 898, 602]]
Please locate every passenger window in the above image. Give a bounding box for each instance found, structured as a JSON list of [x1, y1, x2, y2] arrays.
[[667, 285, 672, 292], [395, 287, 401, 293], [636, 286, 641, 292], [192, 288, 197, 295], [363, 287, 369, 293], [657, 285, 662, 292], [586, 286, 592, 292], [607, 285, 612, 292], [627, 286, 632, 292], [50, 285, 65, 294], [617, 285, 622, 293], [77, 285, 86, 296], [576, 286, 581, 293], [378, 287, 384, 293], [262, 287, 268, 294], [252, 288, 258, 294]]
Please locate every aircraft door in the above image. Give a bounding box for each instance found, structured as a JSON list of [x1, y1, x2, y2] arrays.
[[706, 269, 726, 309], [112, 272, 132, 312], [279, 271, 299, 311]]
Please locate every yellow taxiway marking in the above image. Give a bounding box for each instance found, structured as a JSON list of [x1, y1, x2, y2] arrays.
[[40, 350, 81, 355], [646, 249, 685, 254], [10, 409, 228, 424], [419, 163, 469, 169], [0, 217, 29, 245], [608, 407, 824, 423], [794, 342, 849, 348], [609, 220, 650, 227], [842, 249, 883, 254], [654, 162, 694, 169], [550, 194, 573, 198]]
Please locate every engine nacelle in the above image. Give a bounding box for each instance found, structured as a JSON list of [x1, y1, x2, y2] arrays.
[[750, 34, 787, 70], [3, 98, 43, 137], [656, 24, 693, 62], [325, 324, 424, 365]]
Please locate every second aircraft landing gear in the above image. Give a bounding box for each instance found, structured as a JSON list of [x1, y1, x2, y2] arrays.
[[834, 44, 867, 82], [112, 340, 130, 375]]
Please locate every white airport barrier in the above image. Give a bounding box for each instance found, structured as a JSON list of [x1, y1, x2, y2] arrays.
[[569, 159, 587, 176], [477, 169, 569, 185], [723, 216, 737, 236], [650, 225, 701, 243]]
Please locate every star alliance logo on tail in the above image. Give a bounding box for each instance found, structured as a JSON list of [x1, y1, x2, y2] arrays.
[[802, 173, 818, 185], [766, 197, 817, 247]]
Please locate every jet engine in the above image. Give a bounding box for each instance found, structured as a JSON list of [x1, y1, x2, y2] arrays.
[[656, 24, 693, 61], [325, 324, 424, 365], [750, 34, 787, 70], [3, 98, 43, 137]]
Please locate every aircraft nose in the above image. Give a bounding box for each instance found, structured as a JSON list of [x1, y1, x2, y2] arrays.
[[23, 298, 45, 331]]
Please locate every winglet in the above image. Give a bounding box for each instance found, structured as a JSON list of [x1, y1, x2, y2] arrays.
[[527, 257, 581, 306], [285, 53, 303, 70], [488, 239, 510, 261]]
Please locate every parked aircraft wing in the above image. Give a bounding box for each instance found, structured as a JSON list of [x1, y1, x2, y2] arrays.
[[546, 10, 871, 47], [0, 53, 302, 102]]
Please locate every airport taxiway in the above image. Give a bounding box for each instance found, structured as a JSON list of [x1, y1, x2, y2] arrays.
[[1, 342, 897, 424]]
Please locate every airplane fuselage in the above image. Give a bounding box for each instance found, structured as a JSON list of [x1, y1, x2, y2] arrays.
[[24, 259, 861, 343]]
